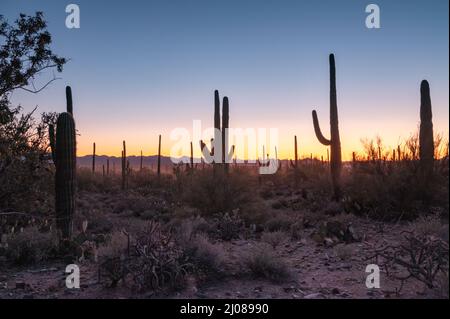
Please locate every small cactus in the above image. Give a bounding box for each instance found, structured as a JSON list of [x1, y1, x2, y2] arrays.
[[312, 54, 342, 200]]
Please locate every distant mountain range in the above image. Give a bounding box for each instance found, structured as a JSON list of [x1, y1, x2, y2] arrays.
[[76, 155, 323, 170], [76, 155, 186, 170]]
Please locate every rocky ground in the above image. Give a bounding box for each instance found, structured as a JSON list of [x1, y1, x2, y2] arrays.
[[0, 188, 448, 299]]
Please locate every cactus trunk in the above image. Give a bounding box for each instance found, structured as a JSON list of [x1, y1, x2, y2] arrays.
[[92, 142, 96, 173], [419, 80, 434, 178], [55, 113, 76, 239], [157, 134, 161, 176], [122, 141, 127, 190]]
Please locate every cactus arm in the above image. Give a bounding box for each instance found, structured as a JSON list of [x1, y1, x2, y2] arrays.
[[312, 110, 331, 146], [200, 139, 215, 164], [214, 90, 221, 131]]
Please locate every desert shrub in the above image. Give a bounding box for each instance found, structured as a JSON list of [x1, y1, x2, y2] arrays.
[[241, 243, 291, 283], [409, 214, 445, 238], [5, 227, 57, 265], [181, 234, 224, 275], [180, 168, 253, 215], [261, 230, 288, 249], [345, 135, 449, 221], [176, 216, 211, 242], [99, 222, 192, 291], [334, 243, 354, 261], [264, 214, 294, 232], [211, 210, 245, 241]]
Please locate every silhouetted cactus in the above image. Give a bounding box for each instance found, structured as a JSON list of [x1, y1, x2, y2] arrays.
[[289, 135, 298, 168], [312, 54, 342, 200], [419, 80, 434, 178], [92, 142, 96, 173], [200, 90, 234, 173], [121, 141, 127, 190], [55, 112, 76, 239], [190, 141, 194, 170], [157, 135, 161, 177], [66, 86, 73, 115]]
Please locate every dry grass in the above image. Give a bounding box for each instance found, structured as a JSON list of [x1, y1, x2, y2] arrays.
[[241, 243, 292, 283]]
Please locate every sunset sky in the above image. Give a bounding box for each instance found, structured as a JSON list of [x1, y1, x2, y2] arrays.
[[2, 0, 449, 160]]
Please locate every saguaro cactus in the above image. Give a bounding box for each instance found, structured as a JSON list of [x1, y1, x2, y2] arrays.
[[312, 54, 342, 200], [200, 90, 234, 173], [55, 112, 76, 239], [290, 135, 298, 168], [48, 87, 76, 239], [419, 80, 434, 178], [157, 134, 161, 176], [121, 141, 127, 190], [92, 142, 96, 173]]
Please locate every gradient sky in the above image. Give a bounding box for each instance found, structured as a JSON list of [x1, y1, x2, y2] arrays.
[[2, 0, 449, 160]]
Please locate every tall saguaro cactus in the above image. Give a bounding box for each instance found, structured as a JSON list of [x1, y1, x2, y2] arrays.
[[54, 114, 76, 239], [419, 80, 434, 178], [200, 90, 234, 173], [312, 54, 342, 200], [48, 87, 76, 239], [121, 140, 127, 190], [92, 142, 96, 173], [290, 135, 299, 168], [157, 134, 161, 176]]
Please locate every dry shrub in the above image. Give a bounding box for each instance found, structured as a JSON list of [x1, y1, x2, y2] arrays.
[[180, 168, 253, 215], [261, 230, 288, 249], [409, 214, 446, 239], [241, 243, 291, 283], [211, 210, 245, 241], [264, 213, 294, 232], [5, 226, 57, 265], [181, 234, 225, 275], [98, 222, 192, 291], [334, 243, 354, 261]]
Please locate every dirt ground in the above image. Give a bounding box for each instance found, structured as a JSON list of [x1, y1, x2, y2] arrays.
[[0, 189, 447, 299]]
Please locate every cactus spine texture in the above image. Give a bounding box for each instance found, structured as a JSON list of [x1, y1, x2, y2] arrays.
[[312, 54, 342, 200]]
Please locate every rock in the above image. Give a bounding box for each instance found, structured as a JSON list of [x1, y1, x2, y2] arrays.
[[331, 288, 340, 295]]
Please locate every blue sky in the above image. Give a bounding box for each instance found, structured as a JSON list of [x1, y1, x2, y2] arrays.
[[2, 0, 448, 158]]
